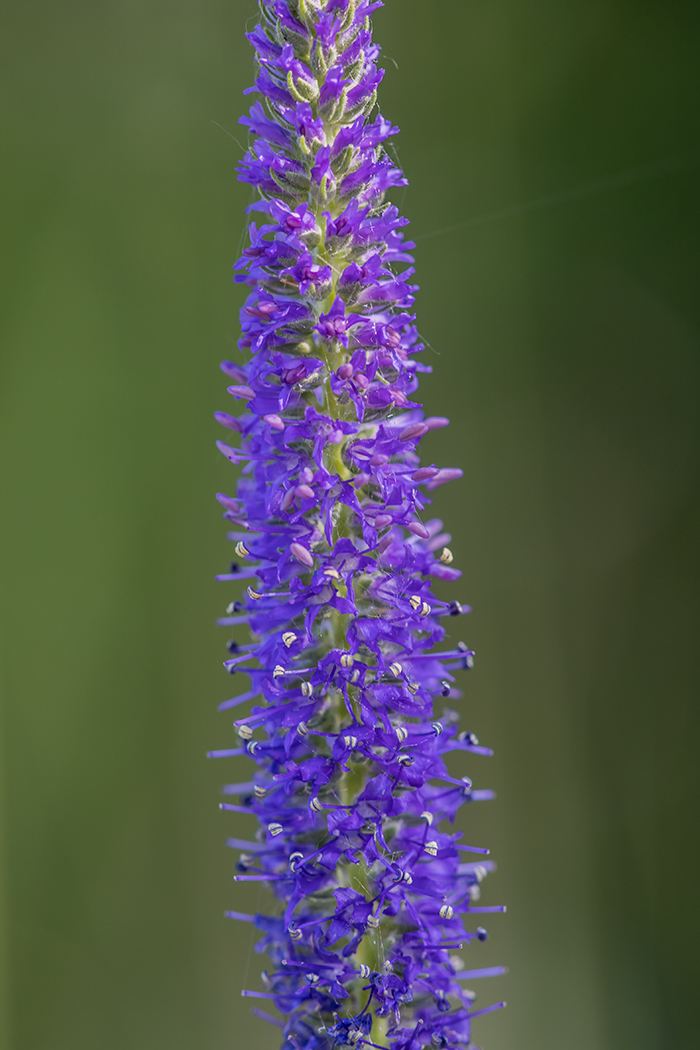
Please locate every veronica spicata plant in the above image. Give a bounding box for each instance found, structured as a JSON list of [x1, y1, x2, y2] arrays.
[[209, 2, 505, 1047]]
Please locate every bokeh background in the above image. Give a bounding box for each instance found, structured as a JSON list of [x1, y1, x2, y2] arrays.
[[1, 1, 699, 1048]]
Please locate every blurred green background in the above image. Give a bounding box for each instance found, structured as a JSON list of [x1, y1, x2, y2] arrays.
[[1, 1, 699, 1048]]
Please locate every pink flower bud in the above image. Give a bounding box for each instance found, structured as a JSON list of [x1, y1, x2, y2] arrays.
[[263, 413, 285, 431], [214, 412, 241, 432], [290, 543, 314, 568], [227, 384, 254, 400], [216, 493, 241, 513], [407, 521, 431, 538], [399, 422, 429, 442], [220, 360, 247, 383]]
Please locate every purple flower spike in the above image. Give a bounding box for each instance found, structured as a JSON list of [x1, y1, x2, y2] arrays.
[[211, 3, 505, 1047]]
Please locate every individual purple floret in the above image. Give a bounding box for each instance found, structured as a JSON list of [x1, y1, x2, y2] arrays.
[[210, 3, 505, 1047]]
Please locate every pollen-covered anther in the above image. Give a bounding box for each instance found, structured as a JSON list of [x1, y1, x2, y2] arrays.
[[237, 724, 253, 740], [394, 725, 408, 743], [432, 722, 443, 736], [282, 631, 297, 648], [310, 797, 323, 812], [359, 964, 371, 979], [421, 811, 434, 825], [234, 541, 249, 558], [247, 586, 262, 600], [289, 852, 304, 872], [301, 681, 314, 697], [324, 567, 340, 579], [254, 785, 266, 798], [366, 913, 380, 929], [297, 721, 308, 736], [439, 904, 454, 920], [305, 972, 320, 984], [247, 740, 260, 754], [403, 871, 414, 884], [439, 547, 454, 564], [407, 681, 419, 694], [288, 927, 302, 942], [424, 841, 439, 857], [389, 661, 403, 676], [225, 602, 238, 615], [340, 653, 354, 668], [273, 665, 285, 678], [440, 680, 452, 697], [409, 595, 421, 610], [397, 754, 414, 767], [343, 736, 358, 749], [420, 601, 431, 616], [268, 823, 284, 837], [350, 669, 360, 683]]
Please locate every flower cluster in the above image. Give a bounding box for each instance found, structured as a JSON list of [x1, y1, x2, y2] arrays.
[[209, 2, 505, 1047]]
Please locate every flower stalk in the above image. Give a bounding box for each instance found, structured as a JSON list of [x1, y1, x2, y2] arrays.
[[210, 2, 505, 1047]]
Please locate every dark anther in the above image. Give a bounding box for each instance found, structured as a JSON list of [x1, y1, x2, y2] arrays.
[[226, 640, 239, 654], [229, 562, 240, 573], [448, 601, 463, 616], [440, 680, 451, 697], [476, 926, 488, 941]]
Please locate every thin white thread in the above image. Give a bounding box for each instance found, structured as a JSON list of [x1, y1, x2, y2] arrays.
[[414, 152, 700, 243]]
